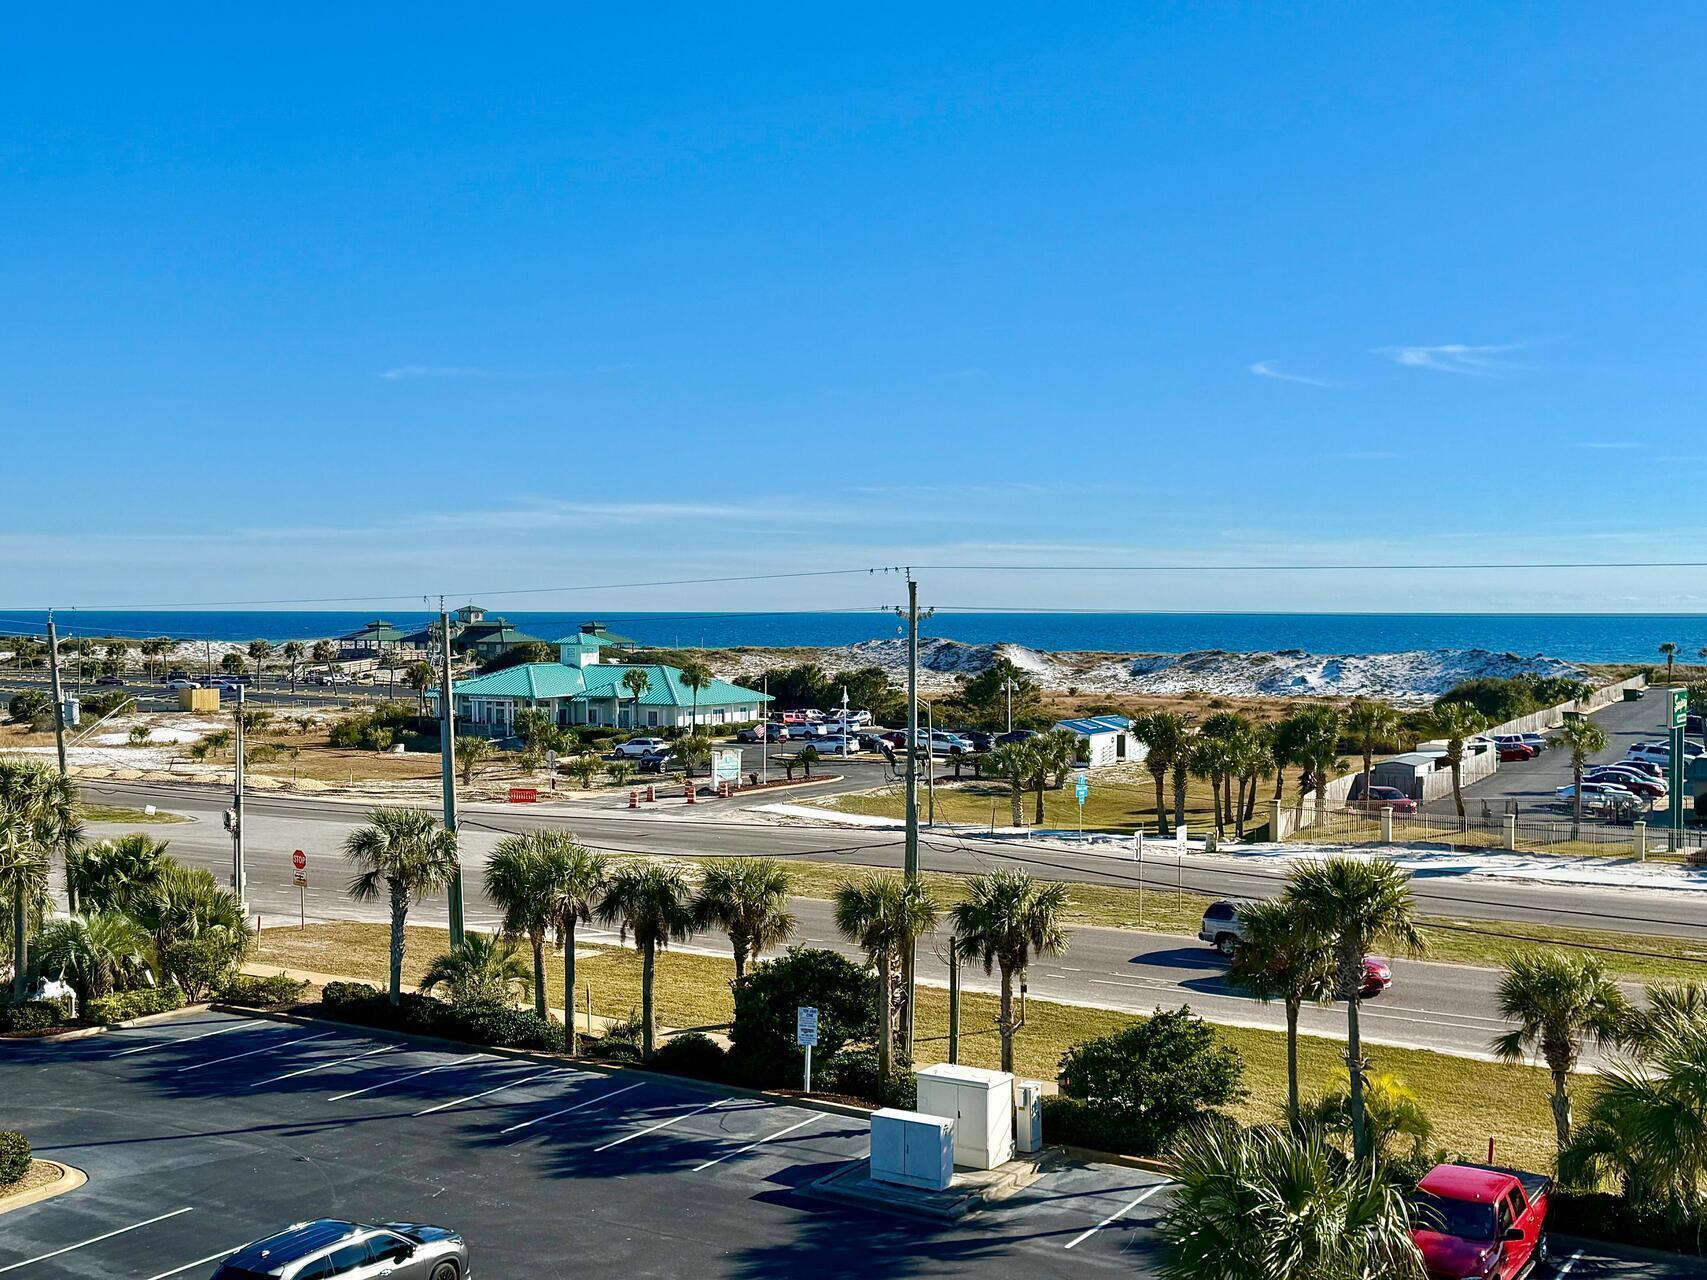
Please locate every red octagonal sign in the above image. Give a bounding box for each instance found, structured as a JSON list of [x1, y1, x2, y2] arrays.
[[292, 849, 307, 871]]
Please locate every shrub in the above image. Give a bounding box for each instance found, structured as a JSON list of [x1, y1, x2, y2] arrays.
[[80, 691, 131, 719], [0, 1000, 68, 1033], [819, 1044, 914, 1106], [650, 1032, 728, 1082], [7, 690, 49, 725], [1055, 1007, 1244, 1156], [217, 973, 308, 1007], [320, 984, 560, 1050], [84, 984, 186, 1025], [0, 1131, 29, 1186], [447, 1001, 561, 1051], [322, 980, 381, 1008], [158, 935, 246, 1002], [728, 947, 876, 1088]]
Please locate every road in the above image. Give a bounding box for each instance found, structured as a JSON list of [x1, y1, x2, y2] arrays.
[[78, 779, 1707, 1065]]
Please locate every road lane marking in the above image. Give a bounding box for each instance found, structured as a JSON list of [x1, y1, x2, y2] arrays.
[[692, 1114, 819, 1171], [1063, 1181, 1169, 1250], [0, 1207, 194, 1273], [500, 1082, 643, 1134], [110, 1020, 259, 1058], [594, 1098, 729, 1152], [1555, 1249, 1585, 1276], [328, 1052, 488, 1102], [414, 1067, 565, 1117], [177, 1032, 334, 1073], [141, 1248, 241, 1280], [254, 1044, 394, 1086]]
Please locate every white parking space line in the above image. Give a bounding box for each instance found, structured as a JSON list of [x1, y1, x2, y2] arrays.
[[110, 1020, 260, 1058], [328, 1052, 488, 1102], [177, 1032, 335, 1073], [254, 1044, 394, 1086], [414, 1067, 566, 1117], [0, 1206, 194, 1274], [1555, 1249, 1585, 1277], [141, 1248, 241, 1280], [594, 1098, 731, 1153], [499, 1082, 643, 1135], [692, 1113, 819, 1171], [1062, 1181, 1169, 1250]]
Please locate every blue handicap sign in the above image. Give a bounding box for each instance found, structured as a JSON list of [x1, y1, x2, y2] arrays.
[[1074, 774, 1089, 803]]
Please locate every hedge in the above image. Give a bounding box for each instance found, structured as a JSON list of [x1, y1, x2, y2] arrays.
[[0, 1131, 29, 1186], [0, 1000, 71, 1034], [217, 974, 309, 1007], [649, 1032, 728, 1082], [84, 985, 185, 1026], [1550, 1191, 1707, 1257], [320, 983, 560, 1051]]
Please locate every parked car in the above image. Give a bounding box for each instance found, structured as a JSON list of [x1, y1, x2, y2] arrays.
[[165, 678, 198, 690], [94, 673, 124, 686], [1411, 1163, 1550, 1279], [634, 749, 671, 773], [612, 736, 670, 758], [1615, 757, 1665, 779], [1198, 901, 1390, 995], [1515, 733, 1548, 754], [813, 735, 855, 753], [1555, 781, 1640, 804], [212, 1219, 469, 1280], [995, 729, 1039, 746], [958, 730, 995, 752], [1584, 766, 1668, 799], [1351, 785, 1418, 815], [735, 723, 786, 743], [1629, 741, 1705, 767], [1497, 743, 1536, 762]]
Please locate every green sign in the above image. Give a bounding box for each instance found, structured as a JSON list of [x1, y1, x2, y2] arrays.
[[1673, 687, 1690, 730]]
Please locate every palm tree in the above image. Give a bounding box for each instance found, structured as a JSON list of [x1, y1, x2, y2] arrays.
[[621, 668, 652, 730], [1133, 711, 1188, 836], [1551, 717, 1610, 838], [1029, 729, 1078, 825], [694, 857, 796, 982], [454, 735, 492, 785], [141, 637, 172, 680], [1190, 734, 1235, 837], [678, 660, 713, 736], [537, 835, 609, 1052], [128, 864, 251, 985], [1661, 641, 1679, 687], [1490, 950, 1628, 1153], [834, 873, 939, 1080], [484, 833, 557, 1017], [66, 832, 171, 914], [34, 912, 152, 1010], [1307, 1070, 1434, 1164], [404, 661, 435, 714], [1344, 699, 1400, 811], [1284, 857, 1426, 1160], [670, 733, 711, 780], [951, 870, 1068, 1073], [1291, 707, 1344, 824], [420, 931, 531, 1007], [1425, 701, 1486, 820], [281, 640, 306, 691], [0, 757, 76, 1000], [596, 862, 698, 1059], [1229, 900, 1334, 1125], [1160, 1120, 1426, 1280], [343, 808, 461, 1005], [247, 639, 273, 686], [985, 741, 1033, 827], [311, 639, 337, 665]]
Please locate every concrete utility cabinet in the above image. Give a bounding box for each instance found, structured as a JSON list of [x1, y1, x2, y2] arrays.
[[869, 1107, 955, 1191], [916, 1063, 1015, 1170], [1014, 1080, 1044, 1154]]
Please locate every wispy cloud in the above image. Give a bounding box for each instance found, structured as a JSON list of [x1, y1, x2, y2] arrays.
[[378, 365, 494, 381], [1249, 360, 1334, 388], [1569, 441, 1641, 450], [1376, 343, 1522, 375]]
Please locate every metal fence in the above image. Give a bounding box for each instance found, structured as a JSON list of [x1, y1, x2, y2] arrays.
[[1289, 804, 1707, 860]]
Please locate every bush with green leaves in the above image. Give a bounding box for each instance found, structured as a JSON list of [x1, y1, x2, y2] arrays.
[[158, 936, 245, 1001], [0, 1131, 29, 1186], [728, 947, 876, 1087], [448, 1001, 561, 1050], [80, 691, 132, 719], [217, 973, 308, 1007], [1055, 1007, 1244, 1156], [327, 703, 418, 750], [649, 1031, 729, 1082], [820, 1044, 915, 1106], [7, 690, 49, 725], [319, 981, 560, 1050], [0, 1000, 69, 1033], [84, 984, 185, 1025]]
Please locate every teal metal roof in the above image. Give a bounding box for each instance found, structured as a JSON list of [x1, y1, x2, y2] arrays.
[[448, 661, 769, 707], [553, 634, 614, 648], [450, 664, 588, 700]]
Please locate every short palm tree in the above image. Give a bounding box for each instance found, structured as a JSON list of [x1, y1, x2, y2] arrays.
[[67, 832, 171, 914], [35, 911, 152, 1010], [404, 660, 436, 714], [951, 870, 1068, 1073], [621, 669, 652, 730], [420, 931, 531, 1007], [834, 873, 939, 1079], [454, 735, 492, 785], [596, 862, 698, 1059], [1661, 641, 1679, 687], [678, 660, 713, 735], [1344, 700, 1400, 812], [694, 857, 796, 982], [985, 741, 1033, 827], [1229, 899, 1335, 1125], [281, 640, 306, 691], [1306, 1070, 1434, 1164], [485, 833, 558, 1017], [1490, 950, 1628, 1153], [1551, 717, 1610, 838], [1133, 712, 1189, 836], [1284, 857, 1426, 1161], [1425, 701, 1486, 820], [1291, 707, 1344, 824], [670, 733, 711, 779], [247, 639, 273, 685], [0, 757, 77, 1000], [1160, 1120, 1426, 1280], [343, 808, 461, 1006], [537, 835, 610, 1052]]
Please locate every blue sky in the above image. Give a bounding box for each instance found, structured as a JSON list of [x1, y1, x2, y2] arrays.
[[4, 4, 1705, 614]]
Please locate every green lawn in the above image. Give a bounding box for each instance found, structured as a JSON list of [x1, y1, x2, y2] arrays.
[[253, 920, 1576, 1173], [79, 803, 186, 824]]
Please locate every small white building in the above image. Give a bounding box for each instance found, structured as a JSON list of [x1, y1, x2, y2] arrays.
[[1056, 715, 1141, 768]]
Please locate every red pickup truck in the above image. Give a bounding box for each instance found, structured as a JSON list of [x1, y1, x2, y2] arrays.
[[1412, 1163, 1551, 1279]]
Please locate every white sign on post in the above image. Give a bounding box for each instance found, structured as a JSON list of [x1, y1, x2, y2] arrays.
[[796, 1005, 819, 1093]]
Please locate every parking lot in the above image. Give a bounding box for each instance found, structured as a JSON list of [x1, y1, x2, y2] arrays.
[[3, 1009, 1182, 1280]]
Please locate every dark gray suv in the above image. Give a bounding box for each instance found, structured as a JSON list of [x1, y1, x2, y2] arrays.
[[212, 1219, 468, 1280]]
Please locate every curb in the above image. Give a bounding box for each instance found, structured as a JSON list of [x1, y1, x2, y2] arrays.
[[0, 1162, 86, 1216], [20, 1002, 215, 1043], [1553, 1233, 1706, 1266]]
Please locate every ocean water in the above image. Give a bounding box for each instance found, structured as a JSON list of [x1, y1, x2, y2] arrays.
[[0, 609, 1702, 663]]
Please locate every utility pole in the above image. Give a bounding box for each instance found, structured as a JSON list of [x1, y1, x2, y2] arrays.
[[438, 601, 465, 946], [1005, 677, 1015, 735], [46, 613, 68, 778], [899, 576, 921, 1056], [761, 673, 769, 786], [231, 685, 247, 913], [947, 947, 961, 1064]]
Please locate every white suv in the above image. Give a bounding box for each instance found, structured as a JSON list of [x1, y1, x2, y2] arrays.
[[1628, 741, 1704, 767], [613, 736, 669, 758]]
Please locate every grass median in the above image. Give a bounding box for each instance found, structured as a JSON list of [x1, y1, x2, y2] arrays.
[[254, 920, 1576, 1172], [78, 803, 185, 824]]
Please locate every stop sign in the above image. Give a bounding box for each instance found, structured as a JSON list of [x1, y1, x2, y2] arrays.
[[292, 849, 306, 871]]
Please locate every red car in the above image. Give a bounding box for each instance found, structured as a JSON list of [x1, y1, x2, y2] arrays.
[[1353, 785, 1418, 815], [1359, 957, 1392, 997], [1412, 1163, 1550, 1278], [1497, 744, 1535, 763]]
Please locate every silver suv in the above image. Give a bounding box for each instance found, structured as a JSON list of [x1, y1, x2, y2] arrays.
[[1199, 900, 1244, 956], [212, 1220, 468, 1280]]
